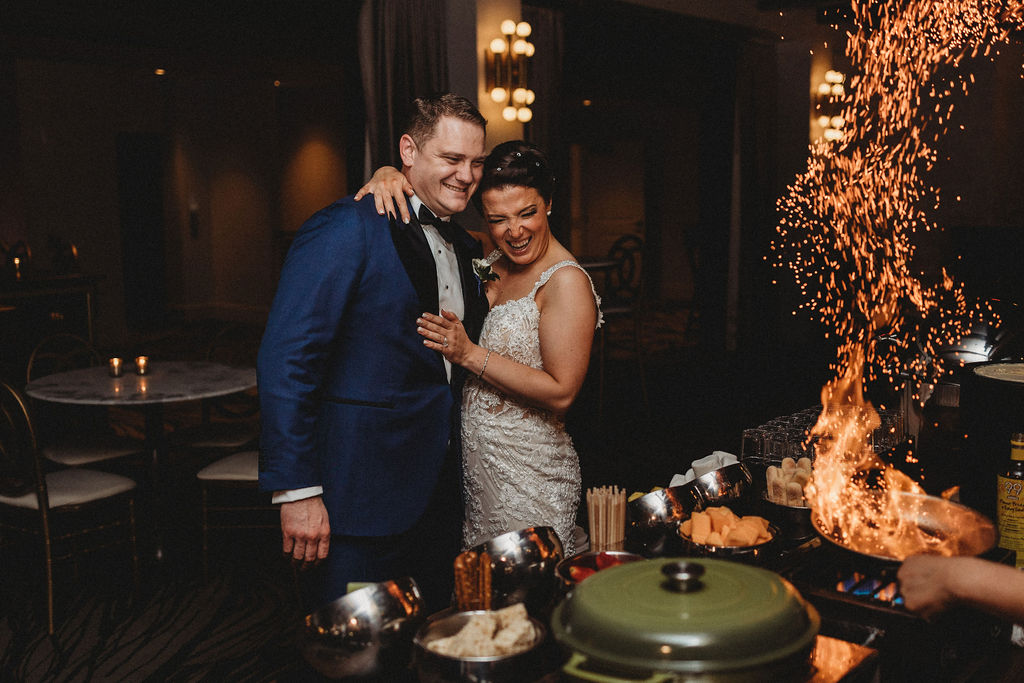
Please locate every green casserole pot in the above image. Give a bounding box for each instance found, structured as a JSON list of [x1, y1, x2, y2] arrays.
[[551, 558, 820, 682]]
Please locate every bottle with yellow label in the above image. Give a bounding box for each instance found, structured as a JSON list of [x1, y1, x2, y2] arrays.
[[997, 432, 1024, 568]]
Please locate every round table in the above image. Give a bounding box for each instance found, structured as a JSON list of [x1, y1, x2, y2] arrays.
[[25, 360, 256, 453], [24, 360, 256, 407], [25, 360, 258, 562]]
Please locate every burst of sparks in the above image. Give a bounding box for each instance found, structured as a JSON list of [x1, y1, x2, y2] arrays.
[[774, 0, 1024, 558]]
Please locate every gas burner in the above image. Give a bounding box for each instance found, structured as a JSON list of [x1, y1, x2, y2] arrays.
[[770, 538, 1012, 681]]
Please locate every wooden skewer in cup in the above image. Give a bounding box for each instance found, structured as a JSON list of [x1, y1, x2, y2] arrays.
[[587, 485, 626, 552]]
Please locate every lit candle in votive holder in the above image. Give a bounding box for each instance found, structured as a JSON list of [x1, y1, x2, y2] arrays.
[[108, 357, 124, 377], [134, 356, 149, 375]]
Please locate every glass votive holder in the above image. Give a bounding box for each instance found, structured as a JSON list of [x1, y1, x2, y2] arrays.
[[134, 356, 149, 375], [108, 357, 124, 377]]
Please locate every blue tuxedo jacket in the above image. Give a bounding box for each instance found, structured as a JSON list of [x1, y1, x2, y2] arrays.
[[257, 195, 488, 536]]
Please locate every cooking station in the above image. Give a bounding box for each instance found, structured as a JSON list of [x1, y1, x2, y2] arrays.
[[298, 361, 1024, 681], [770, 537, 1013, 681]]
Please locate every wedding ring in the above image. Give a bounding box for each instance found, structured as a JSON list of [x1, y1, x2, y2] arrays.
[[443, 336, 449, 348]]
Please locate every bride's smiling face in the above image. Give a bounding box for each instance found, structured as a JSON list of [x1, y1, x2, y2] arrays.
[[482, 185, 552, 267]]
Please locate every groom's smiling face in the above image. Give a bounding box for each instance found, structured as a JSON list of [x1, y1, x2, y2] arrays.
[[400, 116, 486, 219]]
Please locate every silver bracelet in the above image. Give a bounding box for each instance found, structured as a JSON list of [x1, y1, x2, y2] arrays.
[[478, 349, 492, 379]]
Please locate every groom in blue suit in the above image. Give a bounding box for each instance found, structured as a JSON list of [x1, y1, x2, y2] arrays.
[[257, 94, 489, 611]]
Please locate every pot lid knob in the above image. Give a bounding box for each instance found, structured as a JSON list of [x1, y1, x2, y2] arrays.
[[661, 560, 705, 593]]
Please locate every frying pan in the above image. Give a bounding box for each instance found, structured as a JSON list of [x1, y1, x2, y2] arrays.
[[811, 490, 996, 564]]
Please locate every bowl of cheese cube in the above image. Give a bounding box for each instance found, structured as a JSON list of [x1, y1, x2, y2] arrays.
[[678, 506, 777, 564]]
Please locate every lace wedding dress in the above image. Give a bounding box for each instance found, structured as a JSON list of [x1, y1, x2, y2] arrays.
[[461, 255, 602, 556]]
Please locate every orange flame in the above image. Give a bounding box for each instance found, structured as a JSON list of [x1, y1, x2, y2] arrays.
[[777, 0, 1024, 554]]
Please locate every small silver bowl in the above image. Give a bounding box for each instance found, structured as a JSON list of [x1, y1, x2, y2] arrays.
[[555, 550, 645, 587], [466, 526, 564, 615], [760, 497, 815, 541], [300, 577, 426, 679], [625, 485, 703, 556], [690, 462, 754, 509]]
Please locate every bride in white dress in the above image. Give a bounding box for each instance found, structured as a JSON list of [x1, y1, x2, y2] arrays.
[[359, 141, 602, 555]]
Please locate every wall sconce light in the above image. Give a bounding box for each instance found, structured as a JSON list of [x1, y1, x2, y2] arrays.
[[486, 19, 535, 123], [815, 69, 847, 142]]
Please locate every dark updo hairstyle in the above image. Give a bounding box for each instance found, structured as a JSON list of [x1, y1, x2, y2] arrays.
[[475, 141, 556, 208]]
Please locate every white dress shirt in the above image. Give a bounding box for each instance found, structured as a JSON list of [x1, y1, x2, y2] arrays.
[[273, 195, 465, 505]]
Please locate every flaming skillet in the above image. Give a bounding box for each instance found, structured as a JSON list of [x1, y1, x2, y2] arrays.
[[811, 491, 996, 564]]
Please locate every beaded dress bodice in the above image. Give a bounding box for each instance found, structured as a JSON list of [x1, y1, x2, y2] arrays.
[[460, 254, 602, 556]]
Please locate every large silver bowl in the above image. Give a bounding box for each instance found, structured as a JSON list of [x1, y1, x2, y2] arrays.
[[413, 609, 549, 683], [300, 577, 426, 679], [466, 526, 564, 615]]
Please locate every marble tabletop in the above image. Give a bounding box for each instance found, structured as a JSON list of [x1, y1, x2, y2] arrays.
[[24, 360, 257, 406]]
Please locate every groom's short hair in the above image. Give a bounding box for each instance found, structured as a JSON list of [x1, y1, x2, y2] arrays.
[[405, 93, 487, 147]]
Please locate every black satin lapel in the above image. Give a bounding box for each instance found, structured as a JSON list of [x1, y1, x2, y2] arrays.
[[389, 214, 439, 316]]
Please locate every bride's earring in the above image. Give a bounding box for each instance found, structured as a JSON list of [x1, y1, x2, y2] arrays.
[[546, 210, 552, 216]]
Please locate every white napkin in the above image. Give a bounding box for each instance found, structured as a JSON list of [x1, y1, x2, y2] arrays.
[[669, 451, 739, 487]]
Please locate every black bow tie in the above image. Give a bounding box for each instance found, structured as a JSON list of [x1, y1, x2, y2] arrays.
[[417, 204, 456, 244]]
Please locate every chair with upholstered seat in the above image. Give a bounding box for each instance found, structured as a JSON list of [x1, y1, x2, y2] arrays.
[[26, 333, 146, 468], [595, 233, 650, 418], [195, 450, 276, 579], [0, 379, 138, 634]]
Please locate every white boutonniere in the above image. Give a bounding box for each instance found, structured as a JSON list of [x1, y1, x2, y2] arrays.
[[472, 257, 500, 284]]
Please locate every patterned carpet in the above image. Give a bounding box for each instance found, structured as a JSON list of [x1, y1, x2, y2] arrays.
[[0, 537, 310, 682]]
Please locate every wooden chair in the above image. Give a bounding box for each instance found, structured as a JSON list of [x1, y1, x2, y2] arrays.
[[170, 324, 260, 453], [596, 234, 650, 417], [195, 450, 276, 580], [0, 379, 138, 634], [25, 333, 146, 467]]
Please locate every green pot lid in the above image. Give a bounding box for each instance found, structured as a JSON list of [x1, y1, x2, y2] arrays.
[[551, 557, 819, 674]]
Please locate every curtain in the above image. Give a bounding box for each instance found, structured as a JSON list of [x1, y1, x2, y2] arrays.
[[359, 0, 450, 174], [521, 5, 563, 158]]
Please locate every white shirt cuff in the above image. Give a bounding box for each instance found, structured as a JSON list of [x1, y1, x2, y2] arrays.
[[272, 486, 324, 504]]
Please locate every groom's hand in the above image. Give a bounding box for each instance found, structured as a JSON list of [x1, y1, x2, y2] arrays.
[[281, 496, 331, 568]]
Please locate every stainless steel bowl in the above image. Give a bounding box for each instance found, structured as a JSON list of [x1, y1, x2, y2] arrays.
[[300, 577, 426, 679], [760, 497, 816, 541], [555, 550, 645, 587], [679, 523, 781, 565], [625, 485, 702, 556], [466, 526, 564, 615], [413, 609, 549, 683], [690, 462, 754, 509]]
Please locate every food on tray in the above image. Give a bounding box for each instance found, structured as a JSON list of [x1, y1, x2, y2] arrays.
[[453, 550, 492, 611], [567, 551, 633, 583], [627, 485, 664, 502], [426, 603, 536, 658], [679, 506, 773, 546], [766, 457, 812, 506]]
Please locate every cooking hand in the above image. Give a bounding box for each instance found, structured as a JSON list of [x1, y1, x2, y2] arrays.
[[281, 496, 331, 569], [418, 310, 474, 365], [897, 554, 956, 619], [353, 166, 413, 223]]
